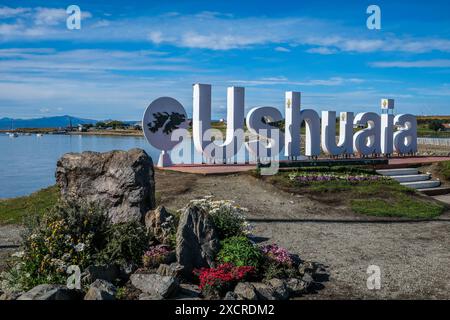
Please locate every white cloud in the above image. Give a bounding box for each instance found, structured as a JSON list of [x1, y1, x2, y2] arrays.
[[0, 6, 30, 18], [34, 8, 67, 26], [1, 8, 449, 56], [229, 76, 365, 87], [306, 47, 336, 55], [274, 46, 290, 52], [370, 59, 450, 68]]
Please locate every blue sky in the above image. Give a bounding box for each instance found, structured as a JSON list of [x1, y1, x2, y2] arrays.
[[0, 0, 449, 120]]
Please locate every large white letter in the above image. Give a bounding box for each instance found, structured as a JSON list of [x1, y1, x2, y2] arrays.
[[192, 84, 245, 163], [321, 111, 354, 156], [380, 113, 394, 155], [393, 114, 417, 154], [299, 109, 321, 157], [284, 92, 301, 158], [246, 107, 284, 160], [353, 112, 381, 156]]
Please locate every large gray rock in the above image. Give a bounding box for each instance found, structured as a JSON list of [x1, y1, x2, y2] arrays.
[[176, 205, 220, 278], [130, 273, 179, 298], [17, 284, 80, 300], [266, 278, 289, 300], [145, 206, 175, 244], [56, 148, 155, 223], [285, 278, 308, 295], [252, 280, 289, 300], [233, 282, 257, 300], [84, 279, 116, 300], [157, 263, 184, 278], [82, 264, 120, 284]]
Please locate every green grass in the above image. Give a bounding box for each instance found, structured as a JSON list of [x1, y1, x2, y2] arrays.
[[351, 194, 444, 218], [263, 167, 446, 219], [0, 186, 59, 225], [437, 161, 450, 181]]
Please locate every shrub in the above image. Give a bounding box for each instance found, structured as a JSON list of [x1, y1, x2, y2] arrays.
[[0, 202, 150, 293], [97, 221, 150, 267], [217, 236, 262, 268], [142, 245, 173, 268], [260, 244, 298, 280], [1, 202, 109, 292], [261, 244, 294, 266], [187, 197, 251, 239], [194, 263, 255, 298]]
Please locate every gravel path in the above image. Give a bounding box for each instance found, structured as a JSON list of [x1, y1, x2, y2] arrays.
[[156, 170, 450, 299]]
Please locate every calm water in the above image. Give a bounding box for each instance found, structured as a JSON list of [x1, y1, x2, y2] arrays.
[[0, 133, 265, 199], [0, 134, 159, 199]]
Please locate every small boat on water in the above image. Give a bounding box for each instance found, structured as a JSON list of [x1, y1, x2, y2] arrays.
[[9, 133, 18, 138], [36, 133, 44, 137]]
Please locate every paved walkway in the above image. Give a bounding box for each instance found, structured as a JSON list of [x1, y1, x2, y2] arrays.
[[160, 156, 450, 175]]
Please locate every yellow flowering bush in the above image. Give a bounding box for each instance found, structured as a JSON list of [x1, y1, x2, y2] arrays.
[[1, 202, 149, 293]]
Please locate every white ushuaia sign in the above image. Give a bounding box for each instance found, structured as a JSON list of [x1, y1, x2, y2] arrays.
[[142, 84, 417, 167]]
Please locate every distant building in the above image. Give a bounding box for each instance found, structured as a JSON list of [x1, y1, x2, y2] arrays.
[[78, 124, 87, 132], [443, 123, 450, 131]]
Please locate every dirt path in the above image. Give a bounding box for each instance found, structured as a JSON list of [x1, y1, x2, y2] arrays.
[[156, 170, 450, 299]]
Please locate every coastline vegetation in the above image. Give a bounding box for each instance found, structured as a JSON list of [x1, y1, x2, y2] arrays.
[[0, 186, 59, 225]]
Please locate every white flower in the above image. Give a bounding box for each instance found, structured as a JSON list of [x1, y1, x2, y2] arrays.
[[74, 243, 85, 252], [11, 251, 24, 258]]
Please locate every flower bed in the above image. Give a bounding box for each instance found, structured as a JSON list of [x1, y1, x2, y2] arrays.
[[288, 171, 386, 184]]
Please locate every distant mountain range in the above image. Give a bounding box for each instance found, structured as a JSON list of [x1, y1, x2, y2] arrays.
[[0, 116, 98, 130]]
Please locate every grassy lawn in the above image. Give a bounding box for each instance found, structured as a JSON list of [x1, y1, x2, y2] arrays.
[[261, 167, 445, 219], [436, 161, 450, 181], [0, 186, 59, 225]]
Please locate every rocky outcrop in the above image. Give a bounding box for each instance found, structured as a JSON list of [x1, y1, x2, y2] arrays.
[[84, 279, 116, 300], [17, 284, 80, 300], [145, 206, 175, 244], [130, 273, 179, 298], [175, 205, 220, 279], [56, 148, 155, 223]]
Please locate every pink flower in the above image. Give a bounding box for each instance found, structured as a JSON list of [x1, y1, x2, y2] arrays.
[[261, 244, 294, 266]]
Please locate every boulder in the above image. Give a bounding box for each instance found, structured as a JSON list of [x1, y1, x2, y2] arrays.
[[252, 282, 276, 300], [82, 264, 120, 284], [0, 292, 21, 300], [175, 283, 201, 300], [224, 291, 238, 300], [301, 273, 314, 289], [176, 205, 220, 278], [233, 282, 257, 300], [56, 148, 155, 223], [250, 280, 290, 301], [139, 292, 163, 300], [266, 278, 289, 300], [157, 263, 184, 278], [84, 279, 116, 300], [130, 273, 179, 298], [285, 278, 308, 295], [17, 284, 80, 300], [145, 206, 175, 244]]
